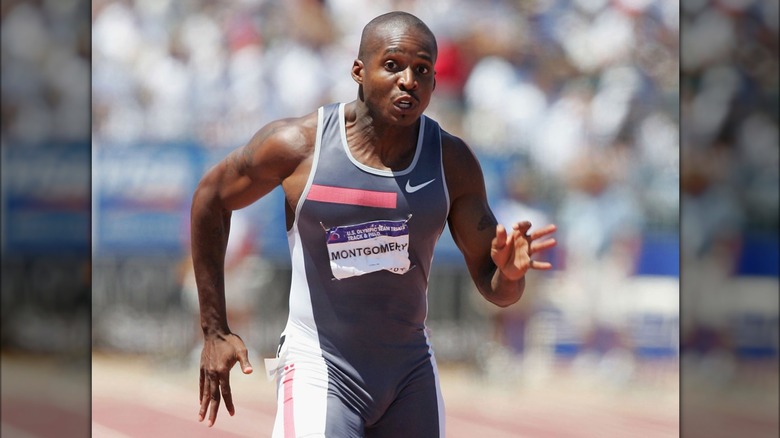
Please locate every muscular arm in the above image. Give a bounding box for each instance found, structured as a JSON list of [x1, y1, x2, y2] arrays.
[[192, 117, 311, 334], [191, 114, 315, 425], [443, 133, 556, 307]]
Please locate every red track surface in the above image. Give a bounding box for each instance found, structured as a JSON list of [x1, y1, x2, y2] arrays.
[[2, 353, 686, 437]]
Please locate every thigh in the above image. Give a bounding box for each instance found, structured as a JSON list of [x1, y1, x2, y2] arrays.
[[271, 360, 364, 438], [322, 391, 364, 438], [365, 362, 444, 438]]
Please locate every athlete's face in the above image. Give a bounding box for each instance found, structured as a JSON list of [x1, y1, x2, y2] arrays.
[[353, 25, 437, 126]]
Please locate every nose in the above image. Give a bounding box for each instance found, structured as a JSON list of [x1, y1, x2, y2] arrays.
[[398, 67, 417, 91]]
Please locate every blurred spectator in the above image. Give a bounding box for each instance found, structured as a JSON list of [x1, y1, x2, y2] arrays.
[[494, 162, 554, 235], [679, 145, 745, 358], [476, 160, 555, 375], [558, 149, 644, 267], [555, 148, 645, 364]]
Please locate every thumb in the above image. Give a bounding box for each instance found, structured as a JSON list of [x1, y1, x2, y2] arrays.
[[237, 350, 253, 374]]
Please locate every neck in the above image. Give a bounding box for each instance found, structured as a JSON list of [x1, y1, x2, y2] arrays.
[[344, 101, 420, 170]]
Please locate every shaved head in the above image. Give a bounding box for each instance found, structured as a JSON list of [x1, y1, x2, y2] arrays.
[[357, 11, 437, 62]]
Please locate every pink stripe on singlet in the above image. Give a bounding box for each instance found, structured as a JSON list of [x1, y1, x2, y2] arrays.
[[283, 364, 296, 438], [307, 184, 397, 209]]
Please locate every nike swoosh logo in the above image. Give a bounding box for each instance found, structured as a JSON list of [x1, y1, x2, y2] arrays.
[[405, 179, 435, 193]]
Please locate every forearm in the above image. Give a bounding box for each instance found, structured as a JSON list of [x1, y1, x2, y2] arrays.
[[191, 185, 233, 337]]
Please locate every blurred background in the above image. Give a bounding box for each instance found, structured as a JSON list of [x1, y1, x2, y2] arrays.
[[0, 0, 776, 437], [89, 0, 681, 371], [679, 0, 778, 437], [2, 0, 92, 437]]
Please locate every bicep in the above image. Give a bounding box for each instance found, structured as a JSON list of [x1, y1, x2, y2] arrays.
[[444, 141, 498, 280]]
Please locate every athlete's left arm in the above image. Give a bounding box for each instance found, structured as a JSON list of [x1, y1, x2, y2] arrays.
[[442, 133, 557, 307]]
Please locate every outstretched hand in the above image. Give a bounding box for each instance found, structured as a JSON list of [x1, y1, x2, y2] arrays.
[[199, 332, 253, 427], [491, 221, 557, 281]]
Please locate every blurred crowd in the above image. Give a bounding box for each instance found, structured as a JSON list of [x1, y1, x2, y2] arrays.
[[3, 0, 777, 373], [679, 0, 779, 407], [77, 0, 685, 245], [2, 0, 776, 240], [681, 0, 778, 243], [1, 4, 776, 434], [1, 0, 90, 144], [2, 0, 684, 253], [678, 4, 778, 434]]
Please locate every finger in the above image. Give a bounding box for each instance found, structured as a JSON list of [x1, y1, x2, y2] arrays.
[[530, 260, 553, 270], [199, 368, 204, 404], [530, 237, 557, 255], [514, 221, 532, 236], [208, 379, 221, 427], [199, 376, 210, 422], [528, 224, 557, 240], [493, 224, 508, 249], [236, 349, 253, 374], [513, 222, 533, 253], [221, 376, 235, 416]]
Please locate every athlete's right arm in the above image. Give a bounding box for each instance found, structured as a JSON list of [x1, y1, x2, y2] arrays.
[[191, 115, 315, 426]]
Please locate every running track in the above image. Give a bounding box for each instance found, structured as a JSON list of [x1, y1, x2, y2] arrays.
[[4, 354, 686, 437]]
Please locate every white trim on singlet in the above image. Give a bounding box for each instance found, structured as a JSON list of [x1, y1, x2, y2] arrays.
[[288, 106, 325, 234], [425, 330, 446, 438], [283, 105, 326, 352], [276, 105, 329, 436], [438, 133, 451, 218], [337, 102, 425, 177]]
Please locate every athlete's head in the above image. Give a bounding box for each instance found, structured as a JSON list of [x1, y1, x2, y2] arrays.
[[357, 12, 438, 63], [352, 12, 437, 125]]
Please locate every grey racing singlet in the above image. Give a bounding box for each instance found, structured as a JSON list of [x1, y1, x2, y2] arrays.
[[267, 103, 450, 437]]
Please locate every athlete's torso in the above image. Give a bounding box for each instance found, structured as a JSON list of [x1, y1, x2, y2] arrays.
[[283, 102, 449, 419]]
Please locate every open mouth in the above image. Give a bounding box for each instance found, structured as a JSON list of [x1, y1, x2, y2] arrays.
[[395, 101, 414, 111], [394, 97, 415, 111]]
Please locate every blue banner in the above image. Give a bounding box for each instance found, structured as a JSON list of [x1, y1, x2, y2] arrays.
[[1, 143, 90, 255], [93, 143, 205, 255]]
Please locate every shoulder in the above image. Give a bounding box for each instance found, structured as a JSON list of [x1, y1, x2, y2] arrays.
[[237, 109, 321, 172], [440, 129, 486, 198], [249, 110, 319, 156], [219, 109, 322, 187], [440, 129, 478, 164]]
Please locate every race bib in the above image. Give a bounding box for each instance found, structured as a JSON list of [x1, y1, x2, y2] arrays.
[[325, 219, 411, 280]]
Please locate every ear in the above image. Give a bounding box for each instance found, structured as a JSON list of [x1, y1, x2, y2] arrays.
[[351, 59, 364, 84], [433, 75, 436, 91]]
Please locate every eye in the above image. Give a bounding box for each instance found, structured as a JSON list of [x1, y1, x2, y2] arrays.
[[385, 60, 398, 71], [417, 65, 430, 75]]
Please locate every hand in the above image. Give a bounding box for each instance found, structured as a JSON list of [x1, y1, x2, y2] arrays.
[[199, 332, 253, 427], [491, 221, 557, 281]]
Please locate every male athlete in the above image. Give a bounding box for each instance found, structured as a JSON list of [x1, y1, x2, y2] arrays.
[[192, 11, 557, 437]]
